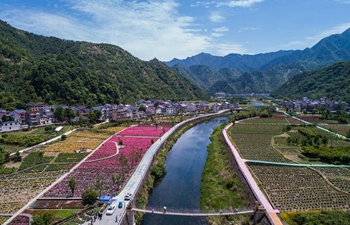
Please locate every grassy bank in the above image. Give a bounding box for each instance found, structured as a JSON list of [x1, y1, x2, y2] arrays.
[[134, 121, 194, 224], [200, 123, 254, 225], [134, 114, 230, 224]]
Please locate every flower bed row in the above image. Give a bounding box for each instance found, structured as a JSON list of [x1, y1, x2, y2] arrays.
[[43, 125, 162, 198], [118, 125, 171, 137]]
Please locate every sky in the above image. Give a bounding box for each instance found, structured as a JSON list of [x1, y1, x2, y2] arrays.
[[1, 0, 350, 61]]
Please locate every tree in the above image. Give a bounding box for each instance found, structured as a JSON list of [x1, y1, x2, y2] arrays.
[[65, 107, 76, 124], [139, 104, 146, 112], [13, 151, 21, 162], [88, 110, 101, 123], [68, 178, 76, 196], [82, 188, 98, 205], [31, 212, 54, 225], [61, 134, 67, 141], [54, 105, 65, 122], [94, 176, 103, 196]]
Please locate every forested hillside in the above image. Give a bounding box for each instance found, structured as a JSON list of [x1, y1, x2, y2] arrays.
[[0, 20, 207, 110], [272, 60, 350, 102]]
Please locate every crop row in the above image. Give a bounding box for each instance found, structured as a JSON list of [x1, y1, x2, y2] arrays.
[[248, 164, 350, 212], [230, 118, 289, 162], [42, 136, 105, 153], [118, 125, 171, 137], [287, 130, 305, 139], [0, 171, 65, 214], [43, 125, 158, 198], [101, 126, 126, 133], [70, 130, 112, 139]]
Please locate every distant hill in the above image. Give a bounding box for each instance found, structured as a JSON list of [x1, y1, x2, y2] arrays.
[[272, 60, 350, 103], [166, 28, 350, 95], [0, 20, 207, 110], [165, 51, 293, 71]]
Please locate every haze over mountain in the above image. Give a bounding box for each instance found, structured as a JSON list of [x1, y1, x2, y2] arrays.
[[165, 28, 350, 95], [272, 60, 350, 103], [0, 20, 207, 110]]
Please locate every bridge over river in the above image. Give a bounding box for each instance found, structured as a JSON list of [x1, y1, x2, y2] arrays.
[[132, 208, 255, 217]]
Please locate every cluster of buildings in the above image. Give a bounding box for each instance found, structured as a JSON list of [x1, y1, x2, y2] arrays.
[[279, 97, 350, 113], [0, 100, 239, 133]]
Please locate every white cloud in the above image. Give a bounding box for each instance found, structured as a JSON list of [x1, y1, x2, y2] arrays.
[[210, 11, 225, 22], [213, 26, 229, 32], [281, 23, 350, 49], [239, 27, 259, 32], [306, 22, 350, 42], [217, 0, 265, 7], [334, 0, 350, 4], [207, 43, 246, 56]]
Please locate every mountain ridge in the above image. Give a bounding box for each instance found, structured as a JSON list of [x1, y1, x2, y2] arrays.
[[165, 27, 350, 95], [0, 20, 208, 110]]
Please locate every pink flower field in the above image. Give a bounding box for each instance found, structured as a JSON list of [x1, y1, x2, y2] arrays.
[[43, 125, 170, 198]]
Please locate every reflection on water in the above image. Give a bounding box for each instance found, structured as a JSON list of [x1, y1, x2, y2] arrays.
[[142, 117, 228, 225]]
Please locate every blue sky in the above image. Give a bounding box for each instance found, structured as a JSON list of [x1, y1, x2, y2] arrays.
[[1, 0, 350, 61]]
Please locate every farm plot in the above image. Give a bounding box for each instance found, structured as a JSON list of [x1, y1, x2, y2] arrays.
[[42, 130, 111, 153], [248, 164, 350, 212], [43, 125, 161, 198], [314, 167, 350, 193], [0, 171, 65, 214], [317, 124, 350, 137], [118, 125, 171, 137], [229, 115, 289, 162]]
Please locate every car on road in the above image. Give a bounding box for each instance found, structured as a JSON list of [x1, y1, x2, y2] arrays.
[[118, 201, 123, 208], [124, 193, 132, 201], [106, 205, 116, 215]]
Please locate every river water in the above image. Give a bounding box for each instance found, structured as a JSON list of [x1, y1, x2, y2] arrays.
[[142, 116, 229, 225]]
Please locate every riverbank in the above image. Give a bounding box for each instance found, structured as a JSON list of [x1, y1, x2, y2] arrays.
[[200, 123, 255, 225], [134, 112, 231, 224]]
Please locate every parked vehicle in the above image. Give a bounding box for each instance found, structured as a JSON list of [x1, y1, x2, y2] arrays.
[[106, 205, 116, 215], [124, 193, 132, 201]]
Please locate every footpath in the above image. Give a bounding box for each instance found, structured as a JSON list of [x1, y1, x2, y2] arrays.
[[223, 122, 283, 225]]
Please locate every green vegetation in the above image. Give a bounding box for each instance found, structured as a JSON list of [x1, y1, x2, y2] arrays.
[[0, 20, 207, 110], [19, 152, 54, 171], [201, 124, 252, 225], [273, 61, 350, 103], [302, 145, 350, 164], [81, 188, 98, 205], [32, 212, 54, 225], [282, 210, 350, 225]]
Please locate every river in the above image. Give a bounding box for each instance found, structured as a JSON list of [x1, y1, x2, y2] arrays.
[[142, 116, 229, 225]]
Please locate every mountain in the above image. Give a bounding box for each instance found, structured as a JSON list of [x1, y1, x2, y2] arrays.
[[272, 60, 350, 103], [165, 28, 350, 95], [0, 20, 208, 110], [165, 51, 293, 71], [261, 28, 350, 70]]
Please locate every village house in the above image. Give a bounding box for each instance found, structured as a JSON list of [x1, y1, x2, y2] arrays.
[[25, 111, 40, 126], [186, 103, 197, 112], [165, 105, 177, 116], [10, 109, 26, 124], [0, 120, 27, 133]]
